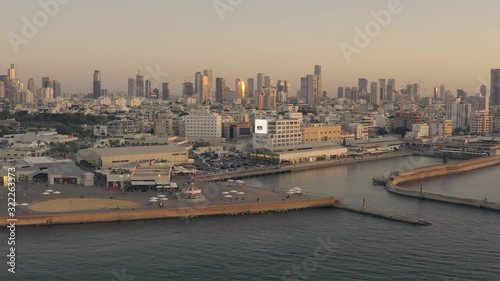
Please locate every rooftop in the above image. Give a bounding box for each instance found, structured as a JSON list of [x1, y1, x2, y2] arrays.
[[272, 142, 341, 152], [90, 145, 186, 157]]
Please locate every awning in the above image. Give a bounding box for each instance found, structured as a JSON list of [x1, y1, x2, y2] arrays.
[[131, 180, 157, 186]]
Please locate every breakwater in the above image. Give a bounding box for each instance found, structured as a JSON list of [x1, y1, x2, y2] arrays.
[[0, 198, 337, 227], [386, 156, 500, 210], [333, 204, 431, 225], [391, 155, 500, 185]]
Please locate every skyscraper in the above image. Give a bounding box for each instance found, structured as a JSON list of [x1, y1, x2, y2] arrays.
[[145, 80, 151, 98], [235, 79, 245, 99], [358, 78, 368, 93], [298, 77, 306, 100], [193, 72, 203, 101], [183, 82, 194, 97], [93, 70, 101, 99], [433, 87, 439, 100], [136, 74, 144, 97], [42, 77, 51, 89], [370, 81, 381, 105], [215, 77, 226, 103], [202, 76, 209, 102], [8, 64, 16, 80], [128, 78, 136, 97], [203, 70, 213, 98], [264, 76, 271, 88], [480, 85, 487, 97], [257, 73, 264, 90], [246, 78, 254, 99], [314, 65, 322, 103], [457, 89, 467, 99], [28, 78, 35, 94], [379, 79, 386, 101], [490, 69, 500, 106], [344, 87, 351, 100], [162, 82, 170, 100], [0, 82, 4, 99], [440, 85, 446, 100], [53, 80, 61, 98], [306, 74, 315, 105], [387, 79, 395, 102], [314, 65, 321, 76], [338, 87, 344, 99]]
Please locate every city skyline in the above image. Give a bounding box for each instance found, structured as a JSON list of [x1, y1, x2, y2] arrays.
[[2, 0, 500, 94]]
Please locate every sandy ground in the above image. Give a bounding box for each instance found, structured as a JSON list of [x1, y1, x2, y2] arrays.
[[0, 175, 325, 216], [28, 198, 141, 212]]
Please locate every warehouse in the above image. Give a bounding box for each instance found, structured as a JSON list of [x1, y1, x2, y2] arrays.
[[272, 143, 348, 163], [77, 145, 189, 169]]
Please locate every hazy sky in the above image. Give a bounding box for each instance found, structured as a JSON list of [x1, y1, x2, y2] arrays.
[[1, 0, 500, 96]]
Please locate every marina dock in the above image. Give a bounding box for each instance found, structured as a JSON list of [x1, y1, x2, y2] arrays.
[[333, 204, 432, 225]]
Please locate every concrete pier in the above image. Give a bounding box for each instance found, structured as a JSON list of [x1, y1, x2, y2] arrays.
[[333, 204, 431, 225]]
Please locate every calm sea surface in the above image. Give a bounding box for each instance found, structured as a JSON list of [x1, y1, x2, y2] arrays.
[[2, 156, 500, 281]]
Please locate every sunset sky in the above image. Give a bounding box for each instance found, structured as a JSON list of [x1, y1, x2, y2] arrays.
[[1, 0, 500, 95]]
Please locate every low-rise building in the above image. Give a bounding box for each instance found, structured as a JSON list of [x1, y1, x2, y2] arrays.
[[469, 110, 492, 135], [272, 143, 348, 163], [106, 120, 141, 136], [77, 145, 188, 169], [302, 124, 342, 144]]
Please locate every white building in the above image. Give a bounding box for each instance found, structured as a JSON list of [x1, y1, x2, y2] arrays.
[[469, 110, 492, 135], [113, 97, 127, 107], [127, 98, 142, 107], [155, 113, 175, 137], [253, 116, 303, 151], [406, 123, 429, 139], [97, 96, 112, 106], [445, 98, 471, 129], [375, 113, 391, 129], [179, 109, 222, 138], [346, 123, 368, 140], [94, 125, 108, 137], [429, 120, 453, 137]]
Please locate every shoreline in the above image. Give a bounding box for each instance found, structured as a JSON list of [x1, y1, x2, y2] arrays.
[[0, 198, 338, 227]]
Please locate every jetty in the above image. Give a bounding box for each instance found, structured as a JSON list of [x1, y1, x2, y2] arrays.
[[333, 204, 431, 225]]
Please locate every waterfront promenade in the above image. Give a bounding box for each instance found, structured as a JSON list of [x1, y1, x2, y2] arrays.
[[0, 198, 338, 227], [200, 151, 411, 182]]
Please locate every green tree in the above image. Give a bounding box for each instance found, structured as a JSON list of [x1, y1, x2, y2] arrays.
[[393, 126, 410, 138], [377, 127, 389, 136]]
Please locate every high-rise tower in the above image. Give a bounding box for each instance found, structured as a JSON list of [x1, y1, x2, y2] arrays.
[[93, 70, 101, 99]]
